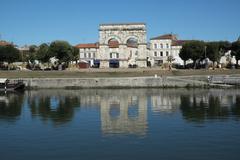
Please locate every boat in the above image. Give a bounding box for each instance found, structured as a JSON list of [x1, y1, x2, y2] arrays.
[[0, 79, 25, 91]]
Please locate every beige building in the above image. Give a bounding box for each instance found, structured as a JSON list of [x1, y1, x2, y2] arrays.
[[76, 24, 185, 68], [98, 23, 148, 68], [76, 23, 148, 68]]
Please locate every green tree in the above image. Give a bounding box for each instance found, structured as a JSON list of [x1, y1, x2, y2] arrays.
[[189, 41, 205, 68], [0, 45, 20, 64], [180, 40, 205, 68], [179, 43, 190, 68], [231, 40, 240, 68], [206, 42, 220, 69], [27, 45, 38, 63], [36, 43, 50, 63], [49, 41, 73, 65], [218, 41, 231, 53], [72, 47, 79, 66]]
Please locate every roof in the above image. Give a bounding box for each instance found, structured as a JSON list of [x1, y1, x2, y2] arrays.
[[172, 40, 187, 46], [150, 34, 178, 40], [75, 43, 99, 49], [100, 23, 146, 26], [0, 41, 11, 46]]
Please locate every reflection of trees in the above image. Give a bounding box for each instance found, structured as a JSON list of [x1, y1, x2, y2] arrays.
[[180, 96, 206, 122], [0, 93, 24, 122], [180, 94, 240, 122], [231, 96, 240, 119], [28, 95, 80, 125]]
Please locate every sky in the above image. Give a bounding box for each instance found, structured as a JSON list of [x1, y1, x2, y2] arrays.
[[0, 0, 239, 46]]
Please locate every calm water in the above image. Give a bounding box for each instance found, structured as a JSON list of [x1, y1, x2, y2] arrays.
[[0, 89, 240, 160]]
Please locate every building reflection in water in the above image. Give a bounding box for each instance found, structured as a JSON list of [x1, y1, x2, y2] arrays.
[[151, 90, 180, 113], [100, 91, 148, 136], [25, 89, 149, 136], [0, 89, 240, 134]]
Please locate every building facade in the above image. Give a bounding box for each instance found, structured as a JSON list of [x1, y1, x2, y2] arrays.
[[76, 23, 148, 68], [98, 23, 148, 68], [76, 24, 184, 68], [75, 43, 99, 67], [150, 34, 184, 66]]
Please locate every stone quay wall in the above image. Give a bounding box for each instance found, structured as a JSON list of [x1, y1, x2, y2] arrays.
[[19, 76, 213, 89]]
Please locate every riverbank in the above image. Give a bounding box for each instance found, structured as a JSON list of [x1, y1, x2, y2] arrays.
[[1, 68, 240, 78], [17, 76, 239, 89]]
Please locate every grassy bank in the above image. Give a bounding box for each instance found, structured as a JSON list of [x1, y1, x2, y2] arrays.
[[1, 68, 240, 78]]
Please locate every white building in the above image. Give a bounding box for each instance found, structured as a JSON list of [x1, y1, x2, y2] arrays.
[[76, 43, 99, 67], [150, 34, 184, 66]]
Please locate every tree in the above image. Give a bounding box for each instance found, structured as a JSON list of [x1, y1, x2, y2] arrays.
[[180, 40, 205, 68], [27, 45, 38, 63], [206, 42, 220, 69], [36, 43, 50, 63], [188, 41, 205, 68], [72, 47, 79, 66], [179, 43, 190, 68], [0, 45, 20, 63], [231, 40, 240, 68], [218, 41, 231, 53], [48, 41, 73, 65]]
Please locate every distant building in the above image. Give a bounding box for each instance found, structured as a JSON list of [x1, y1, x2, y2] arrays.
[[75, 43, 99, 67], [0, 40, 12, 46], [98, 23, 148, 68], [150, 34, 185, 66], [76, 23, 148, 68]]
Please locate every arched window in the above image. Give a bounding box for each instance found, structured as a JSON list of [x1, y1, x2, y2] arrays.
[[127, 38, 138, 48], [108, 38, 119, 48]]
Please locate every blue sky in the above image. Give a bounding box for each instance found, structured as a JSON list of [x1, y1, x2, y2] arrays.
[[0, 0, 239, 46]]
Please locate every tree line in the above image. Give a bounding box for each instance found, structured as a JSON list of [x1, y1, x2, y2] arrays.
[[0, 40, 79, 69], [1, 39, 240, 70], [179, 39, 240, 69]]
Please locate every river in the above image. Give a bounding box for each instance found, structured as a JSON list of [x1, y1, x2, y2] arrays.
[[0, 89, 240, 160]]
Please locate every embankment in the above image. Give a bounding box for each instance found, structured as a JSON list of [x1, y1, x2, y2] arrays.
[[17, 76, 238, 89]]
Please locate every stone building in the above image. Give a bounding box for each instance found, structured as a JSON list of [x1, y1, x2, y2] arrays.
[[75, 24, 186, 68], [76, 23, 148, 68], [98, 23, 148, 68]]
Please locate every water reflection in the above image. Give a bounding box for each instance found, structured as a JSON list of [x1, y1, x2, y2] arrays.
[[100, 91, 147, 136], [27, 91, 80, 125], [179, 90, 240, 122], [0, 89, 240, 134], [0, 92, 24, 122]]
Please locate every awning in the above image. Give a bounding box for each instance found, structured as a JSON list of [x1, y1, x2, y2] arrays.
[[109, 59, 119, 64], [79, 60, 89, 64], [94, 59, 100, 64]]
